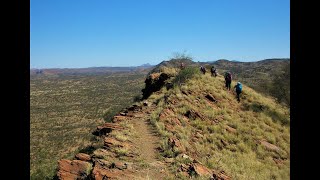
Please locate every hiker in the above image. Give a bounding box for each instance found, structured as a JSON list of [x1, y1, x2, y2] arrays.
[[180, 62, 185, 70], [200, 66, 206, 74], [210, 66, 217, 77], [234, 82, 242, 102], [224, 72, 232, 90]]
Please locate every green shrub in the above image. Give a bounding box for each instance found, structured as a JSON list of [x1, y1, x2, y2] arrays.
[[172, 67, 200, 87]]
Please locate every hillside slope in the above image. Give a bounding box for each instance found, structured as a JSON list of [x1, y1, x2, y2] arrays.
[[56, 67, 289, 180]]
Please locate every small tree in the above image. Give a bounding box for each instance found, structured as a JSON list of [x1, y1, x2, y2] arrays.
[[171, 51, 193, 61], [172, 66, 200, 87]]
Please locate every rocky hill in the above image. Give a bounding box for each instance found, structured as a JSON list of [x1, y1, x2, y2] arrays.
[[56, 62, 289, 179]]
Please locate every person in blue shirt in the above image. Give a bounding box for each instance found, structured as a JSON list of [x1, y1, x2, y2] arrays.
[[234, 82, 242, 102]]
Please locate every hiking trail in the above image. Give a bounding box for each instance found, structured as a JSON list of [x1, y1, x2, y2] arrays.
[[119, 104, 170, 180]]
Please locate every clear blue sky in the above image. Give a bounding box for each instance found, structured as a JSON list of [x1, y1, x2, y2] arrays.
[[31, 0, 290, 68]]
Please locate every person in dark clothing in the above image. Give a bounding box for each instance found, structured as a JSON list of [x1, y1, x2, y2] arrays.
[[200, 66, 206, 74], [234, 82, 242, 102], [210, 66, 217, 77], [224, 72, 232, 90], [180, 62, 185, 70]]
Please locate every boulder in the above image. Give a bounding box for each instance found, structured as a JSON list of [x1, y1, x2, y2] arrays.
[[75, 153, 91, 162], [57, 159, 92, 180], [185, 110, 206, 121], [92, 123, 123, 136], [205, 94, 217, 103], [92, 165, 123, 180], [142, 72, 171, 99], [191, 163, 212, 176], [168, 137, 185, 152], [259, 140, 281, 152], [211, 170, 232, 180], [111, 161, 127, 170], [104, 137, 121, 149], [92, 148, 114, 159]]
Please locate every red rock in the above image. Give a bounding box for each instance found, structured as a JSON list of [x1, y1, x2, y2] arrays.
[[211, 170, 232, 180], [191, 163, 211, 176], [165, 124, 175, 132], [220, 139, 229, 147], [57, 159, 92, 180], [92, 123, 123, 136], [164, 108, 174, 115], [225, 126, 237, 134], [168, 137, 185, 152], [113, 115, 126, 122], [126, 111, 135, 117], [159, 112, 167, 121], [259, 140, 281, 151], [185, 110, 206, 121], [104, 137, 131, 150], [112, 161, 127, 170], [75, 153, 91, 162], [205, 94, 217, 102], [273, 158, 284, 165], [93, 159, 112, 167], [150, 73, 161, 80], [92, 165, 123, 180], [171, 118, 181, 126], [180, 163, 190, 172], [104, 137, 120, 148]]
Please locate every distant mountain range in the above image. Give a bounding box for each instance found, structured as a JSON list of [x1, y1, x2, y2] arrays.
[[30, 63, 155, 75], [31, 58, 289, 76]]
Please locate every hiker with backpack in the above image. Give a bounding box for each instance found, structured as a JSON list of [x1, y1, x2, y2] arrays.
[[234, 82, 242, 102], [200, 66, 206, 74], [211, 66, 217, 77], [224, 72, 232, 90]]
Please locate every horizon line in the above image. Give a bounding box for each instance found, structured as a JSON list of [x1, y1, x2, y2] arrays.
[[30, 57, 290, 69]]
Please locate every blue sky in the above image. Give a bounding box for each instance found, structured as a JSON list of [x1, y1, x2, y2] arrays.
[[30, 0, 290, 68]]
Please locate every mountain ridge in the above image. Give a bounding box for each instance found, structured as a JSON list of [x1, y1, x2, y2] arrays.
[[56, 61, 290, 179]]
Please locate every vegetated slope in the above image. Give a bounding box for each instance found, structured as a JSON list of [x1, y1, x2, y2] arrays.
[[145, 67, 289, 179], [148, 58, 290, 106], [212, 59, 290, 105], [56, 65, 289, 180], [30, 71, 146, 179]]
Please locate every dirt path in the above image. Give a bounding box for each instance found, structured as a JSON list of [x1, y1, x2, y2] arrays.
[[119, 107, 171, 180]]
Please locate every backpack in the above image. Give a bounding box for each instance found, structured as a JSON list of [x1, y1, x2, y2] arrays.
[[211, 67, 216, 73], [225, 72, 232, 81], [236, 83, 242, 92]]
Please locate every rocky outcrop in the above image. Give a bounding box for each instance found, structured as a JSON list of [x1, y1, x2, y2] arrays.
[[184, 109, 206, 121], [141, 72, 172, 99], [168, 137, 186, 153], [75, 153, 91, 162], [92, 164, 124, 180], [57, 159, 92, 180], [191, 162, 212, 176], [92, 123, 124, 136], [178, 160, 232, 179]]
